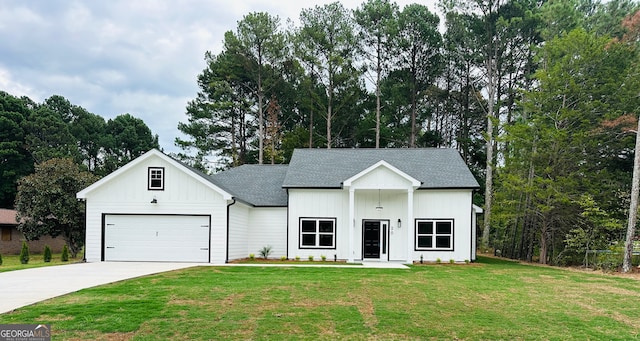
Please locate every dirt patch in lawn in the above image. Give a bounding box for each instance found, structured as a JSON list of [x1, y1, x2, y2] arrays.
[[66, 331, 135, 341], [347, 291, 378, 329]]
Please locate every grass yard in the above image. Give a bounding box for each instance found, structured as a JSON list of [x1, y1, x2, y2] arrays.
[[0, 257, 639, 340], [0, 253, 78, 273]]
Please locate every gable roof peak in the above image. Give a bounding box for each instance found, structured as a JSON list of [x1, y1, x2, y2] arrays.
[[283, 148, 479, 189], [77, 149, 232, 200]]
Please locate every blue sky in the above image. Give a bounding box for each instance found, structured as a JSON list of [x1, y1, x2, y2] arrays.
[[0, 0, 434, 153]]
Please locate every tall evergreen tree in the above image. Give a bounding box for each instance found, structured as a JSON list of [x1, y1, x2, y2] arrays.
[[354, 0, 400, 148], [177, 33, 257, 169], [295, 2, 361, 148], [0, 92, 35, 208], [237, 12, 286, 164], [396, 4, 443, 148]]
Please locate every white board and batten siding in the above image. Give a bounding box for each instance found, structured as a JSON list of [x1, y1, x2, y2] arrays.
[[287, 188, 475, 263], [81, 153, 230, 263], [227, 203, 250, 261], [247, 207, 287, 259], [218, 203, 288, 261], [287, 189, 349, 260], [412, 190, 474, 262]]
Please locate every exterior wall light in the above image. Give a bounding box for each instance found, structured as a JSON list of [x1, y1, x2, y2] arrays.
[[150, 196, 158, 204], [397, 218, 401, 228]]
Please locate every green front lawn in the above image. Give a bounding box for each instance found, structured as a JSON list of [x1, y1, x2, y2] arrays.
[[0, 253, 78, 273], [1, 257, 638, 340]]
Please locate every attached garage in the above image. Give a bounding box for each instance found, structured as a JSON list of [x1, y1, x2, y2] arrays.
[[103, 214, 211, 262]]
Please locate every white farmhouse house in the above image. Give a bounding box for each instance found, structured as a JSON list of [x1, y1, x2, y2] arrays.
[[77, 148, 480, 264]]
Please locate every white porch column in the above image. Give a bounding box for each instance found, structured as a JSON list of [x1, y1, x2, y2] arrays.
[[406, 188, 414, 263], [348, 188, 355, 263]]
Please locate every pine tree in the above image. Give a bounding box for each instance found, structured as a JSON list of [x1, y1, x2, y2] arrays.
[[61, 245, 69, 262], [20, 241, 29, 264], [43, 245, 52, 262]]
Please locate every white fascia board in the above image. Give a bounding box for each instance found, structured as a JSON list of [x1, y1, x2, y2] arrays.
[[342, 160, 421, 189], [76, 149, 233, 201]]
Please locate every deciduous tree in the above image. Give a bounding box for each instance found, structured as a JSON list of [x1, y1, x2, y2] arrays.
[[15, 158, 98, 258]]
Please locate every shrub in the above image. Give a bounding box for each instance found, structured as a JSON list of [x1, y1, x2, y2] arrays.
[[0, 252, 3, 266], [43, 245, 52, 263], [321, 255, 326, 261], [436, 258, 441, 264], [295, 256, 300, 261], [259, 245, 273, 259], [20, 241, 29, 264], [249, 253, 255, 261], [449, 259, 455, 264], [308, 255, 314, 261], [281, 256, 287, 261], [595, 246, 624, 272], [61, 245, 69, 262], [464, 259, 470, 264]]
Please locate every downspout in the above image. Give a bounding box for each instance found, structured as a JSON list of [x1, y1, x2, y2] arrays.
[[471, 188, 479, 262], [226, 198, 236, 263], [80, 197, 87, 263], [286, 189, 289, 260], [470, 192, 474, 262]]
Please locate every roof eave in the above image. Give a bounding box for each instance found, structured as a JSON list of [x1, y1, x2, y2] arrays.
[[77, 149, 233, 201]]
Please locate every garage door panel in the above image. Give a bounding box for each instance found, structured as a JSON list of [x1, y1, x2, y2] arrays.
[[104, 215, 210, 262]]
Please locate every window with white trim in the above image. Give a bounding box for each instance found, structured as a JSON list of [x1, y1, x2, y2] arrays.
[[300, 218, 336, 249], [148, 167, 164, 190], [415, 219, 453, 250]]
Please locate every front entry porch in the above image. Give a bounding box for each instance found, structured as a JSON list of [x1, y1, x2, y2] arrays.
[[344, 160, 422, 264]]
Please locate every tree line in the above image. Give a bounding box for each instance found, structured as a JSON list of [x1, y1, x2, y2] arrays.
[[0, 92, 159, 208], [176, 0, 640, 268], [2, 0, 639, 268], [0, 92, 159, 255], [175, 0, 486, 177]]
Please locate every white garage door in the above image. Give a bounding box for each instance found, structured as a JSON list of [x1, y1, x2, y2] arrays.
[[104, 215, 210, 262]]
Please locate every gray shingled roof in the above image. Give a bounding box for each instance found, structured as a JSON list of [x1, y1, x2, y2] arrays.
[[184, 148, 478, 206], [282, 148, 479, 189], [209, 165, 289, 206]]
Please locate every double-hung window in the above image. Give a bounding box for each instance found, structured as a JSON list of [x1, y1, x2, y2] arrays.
[[148, 167, 164, 190], [415, 219, 454, 251], [300, 218, 336, 249]]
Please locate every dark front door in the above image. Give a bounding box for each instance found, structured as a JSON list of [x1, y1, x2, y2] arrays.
[[363, 221, 381, 259]]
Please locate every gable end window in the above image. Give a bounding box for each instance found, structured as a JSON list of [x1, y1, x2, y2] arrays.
[[299, 218, 336, 249], [415, 219, 454, 251], [148, 167, 164, 190]]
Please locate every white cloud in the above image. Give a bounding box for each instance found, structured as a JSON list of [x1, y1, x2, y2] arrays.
[[0, 0, 437, 154], [0, 68, 39, 99]]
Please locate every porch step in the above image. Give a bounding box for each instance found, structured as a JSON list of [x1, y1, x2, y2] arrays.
[[361, 262, 409, 269]]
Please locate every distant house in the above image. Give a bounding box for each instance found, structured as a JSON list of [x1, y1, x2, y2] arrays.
[[77, 148, 481, 264], [0, 209, 66, 255]]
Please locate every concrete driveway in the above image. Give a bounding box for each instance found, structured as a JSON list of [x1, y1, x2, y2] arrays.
[[0, 262, 198, 314]]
